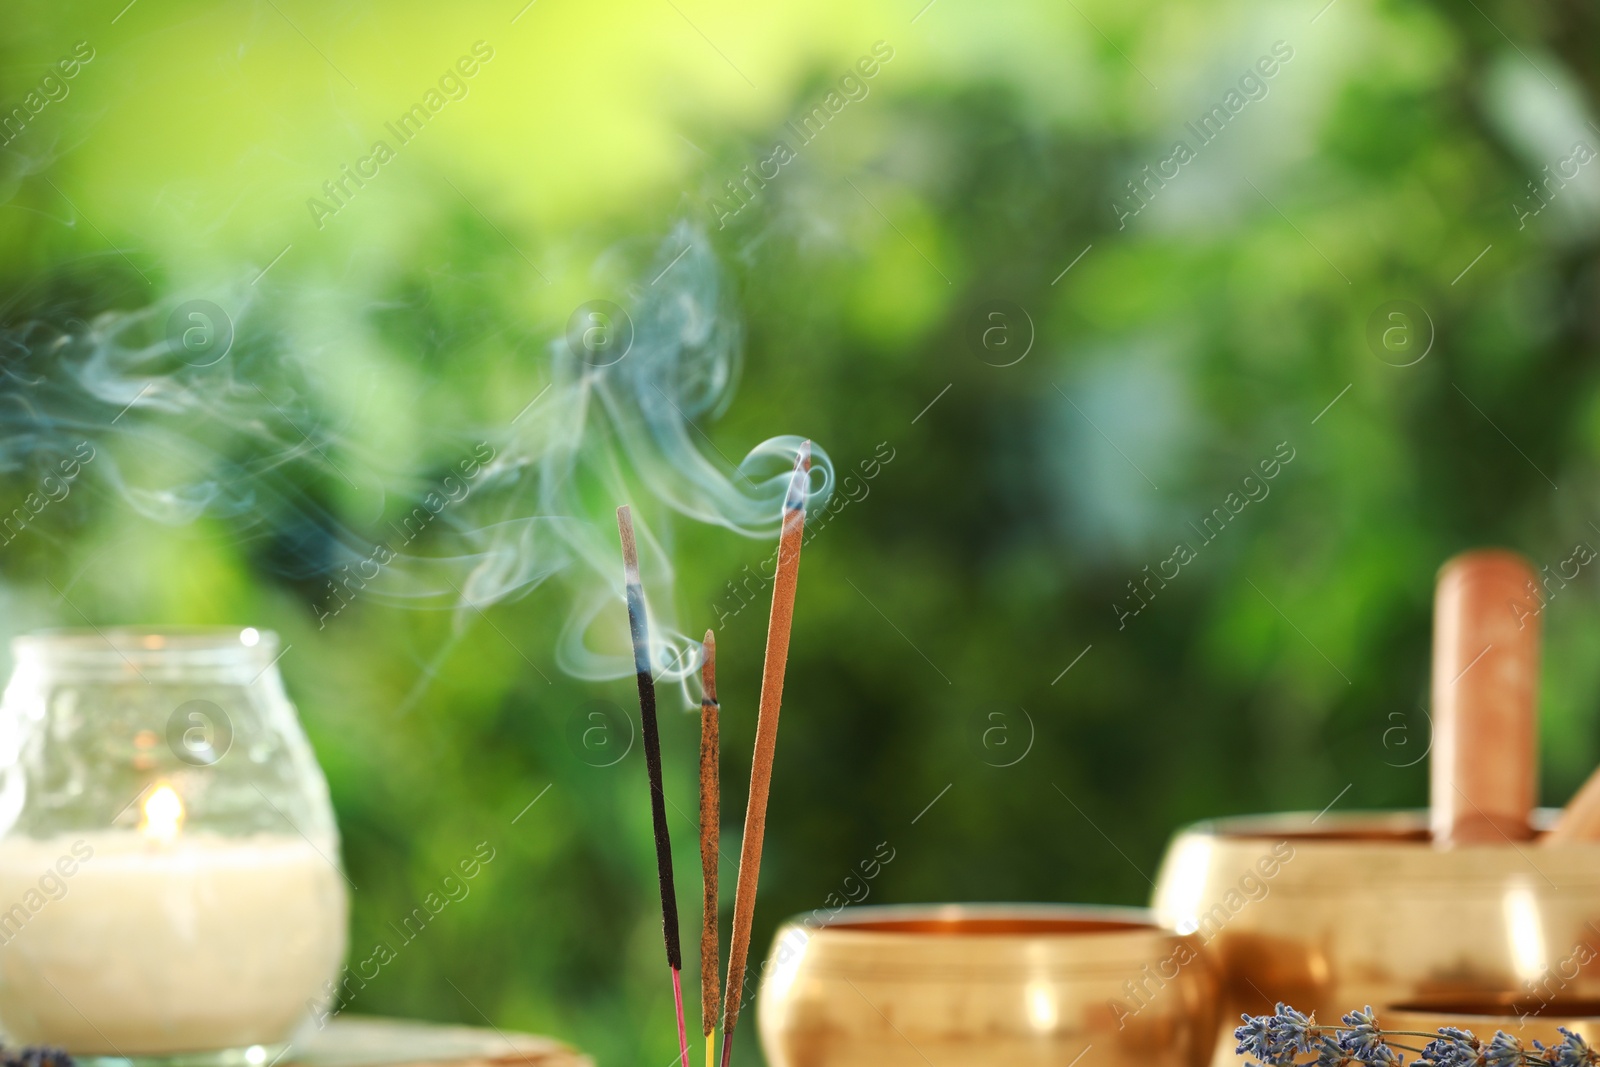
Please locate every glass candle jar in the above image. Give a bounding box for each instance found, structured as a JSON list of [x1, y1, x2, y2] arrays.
[[0, 628, 348, 1064]]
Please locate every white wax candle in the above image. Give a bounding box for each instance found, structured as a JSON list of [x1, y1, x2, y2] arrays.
[[0, 830, 347, 1055]]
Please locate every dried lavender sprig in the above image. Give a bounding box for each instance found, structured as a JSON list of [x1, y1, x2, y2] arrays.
[[1235, 1004, 1600, 1067], [6, 1048, 74, 1067]]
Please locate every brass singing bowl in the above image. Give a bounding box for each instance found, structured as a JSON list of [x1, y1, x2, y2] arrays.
[[1149, 809, 1600, 1066], [756, 903, 1221, 1067]]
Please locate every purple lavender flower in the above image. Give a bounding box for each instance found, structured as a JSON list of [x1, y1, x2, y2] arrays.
[[1421, 1028, 1483, 1067], [9, 1049, 72, 1067], [1270, 1004, 1319, 1059], [1339, 1007, 1389, 1061], [1236, 1005, 1324, 1067], [1237, 1014, 1274, 1062], [1318, 1035, 1355, 1067], [1485, 1032, 1524, 1067], [1366, 1042, 1404, 1066], [1551, 1028, 1596, 1067]]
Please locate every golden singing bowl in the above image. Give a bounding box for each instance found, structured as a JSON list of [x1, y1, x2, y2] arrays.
[[756, 904, 1220, 1067], [1149, 809, 1600, 1066]]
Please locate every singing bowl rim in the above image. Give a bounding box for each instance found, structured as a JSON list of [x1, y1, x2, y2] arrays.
[[1154, 808, 1600, 907], [799, 901, 1161, 937], [764, 903, 1212, 979], [1385, 996, 1600, 1020], [1171, 806, 1600, 848]]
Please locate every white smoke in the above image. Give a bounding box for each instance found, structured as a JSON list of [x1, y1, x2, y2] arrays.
[[0, 220, 832, 688]]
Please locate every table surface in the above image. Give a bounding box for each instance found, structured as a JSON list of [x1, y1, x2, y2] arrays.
[[289, 1016, 591, 1067]]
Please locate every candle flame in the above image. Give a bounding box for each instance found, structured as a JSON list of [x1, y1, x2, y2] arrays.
[[141, 783, 185, 842]]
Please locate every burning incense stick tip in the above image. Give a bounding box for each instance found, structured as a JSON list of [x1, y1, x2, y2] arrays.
[[616, 505, 643, 581], [615, 506, 652, 676], [783, 441, 812, 513], [702, 630, 718, 704]]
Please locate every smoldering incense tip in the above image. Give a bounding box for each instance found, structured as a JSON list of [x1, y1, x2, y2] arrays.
[[783, 442, 811, 513], [616, 504, 635, 551], [702, 629, 718, 700], [617, 505, 653, 678]]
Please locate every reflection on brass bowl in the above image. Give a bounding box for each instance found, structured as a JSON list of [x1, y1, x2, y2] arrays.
[[1384, 998, 1600, 1055], [757, 904, 1220, 1067], [1149, 809, 1600, 1067]]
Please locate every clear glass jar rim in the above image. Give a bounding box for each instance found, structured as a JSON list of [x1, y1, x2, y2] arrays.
[[12, 627, 280, 664]]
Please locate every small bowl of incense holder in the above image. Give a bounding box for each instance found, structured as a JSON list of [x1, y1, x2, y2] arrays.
[[756, 903, 1220, 1067]]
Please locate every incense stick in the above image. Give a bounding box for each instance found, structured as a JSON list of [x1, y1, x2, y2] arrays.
[[719, 443, 810, 1067], [616, 506, 691, 1067], [699, 631, 721, 1067]]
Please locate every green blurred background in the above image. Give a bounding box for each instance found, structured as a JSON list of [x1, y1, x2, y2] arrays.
[[3, 0, 1600, 1062]]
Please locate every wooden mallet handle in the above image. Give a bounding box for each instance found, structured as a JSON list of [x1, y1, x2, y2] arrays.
[[1430, 549, 1541, 845]]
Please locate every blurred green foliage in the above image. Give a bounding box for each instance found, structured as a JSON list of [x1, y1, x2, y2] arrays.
[[3, 0, 1600, 1064]]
